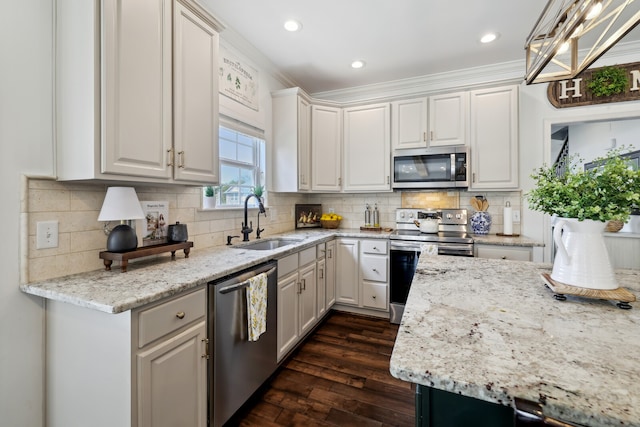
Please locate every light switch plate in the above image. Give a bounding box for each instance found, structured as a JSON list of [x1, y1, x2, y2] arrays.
[[37, 220, 59, 249]]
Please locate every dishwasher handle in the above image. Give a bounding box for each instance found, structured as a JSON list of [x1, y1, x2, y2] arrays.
[[217, 266, 276, 294]]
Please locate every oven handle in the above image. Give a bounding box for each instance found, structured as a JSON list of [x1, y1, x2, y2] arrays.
[[390, 240, 423, 251]]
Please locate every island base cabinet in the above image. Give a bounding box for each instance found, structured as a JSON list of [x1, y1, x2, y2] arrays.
[[416, 385, 512, 427]]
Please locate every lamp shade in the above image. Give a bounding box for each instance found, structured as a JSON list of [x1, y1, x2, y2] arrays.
[[98, 187, 145, 221]]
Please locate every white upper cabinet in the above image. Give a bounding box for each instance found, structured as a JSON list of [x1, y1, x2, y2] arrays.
[[272, 88, 312, 192], [100, 0, 173, 179], [428, 92, 468, 147], [469, 85, 519, 190], [172, 1, 220, 183], [343, 103, 391, 192], [391, 98, 428, 150], [55, 0, 222, 184], [311, 105, 342, 192], [391, 92, 468, 150]]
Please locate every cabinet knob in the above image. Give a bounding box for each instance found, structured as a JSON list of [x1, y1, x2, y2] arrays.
[[501, 256, 507, 260], [372, 295, 377, 299], [176, 311, 186, 319], [372, 268, 378, 273]]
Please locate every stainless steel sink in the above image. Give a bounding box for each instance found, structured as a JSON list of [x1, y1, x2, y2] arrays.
[[233, 238, 302, 251]]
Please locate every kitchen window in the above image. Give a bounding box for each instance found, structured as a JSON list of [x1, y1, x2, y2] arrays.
[[204, 117, 266, 209]]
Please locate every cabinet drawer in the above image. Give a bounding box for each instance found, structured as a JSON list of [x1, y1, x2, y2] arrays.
[[476, 245, 531, 262], [299, 246, 317, 266], [362, 282, 388, 310], [360, 254, 388, 282], [138, 288, 206, 348], [361, 239, 387, 255], [316, 242, 326, 259], [278, 253, 298, 278]]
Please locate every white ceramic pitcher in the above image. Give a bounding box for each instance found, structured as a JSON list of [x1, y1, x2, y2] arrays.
[[552, 218, 618, 290]]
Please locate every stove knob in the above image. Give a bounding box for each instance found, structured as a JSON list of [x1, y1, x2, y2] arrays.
[[399, 212, 405, 218], [456, 214, 462, 219], [446, 213, 453, 220], [408, 212, 414, 218]]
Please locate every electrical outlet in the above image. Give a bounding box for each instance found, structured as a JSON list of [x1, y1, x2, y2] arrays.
[[512, 210, 521, 223], [37, 221, 59, 249], [328, 208, 335, 214]]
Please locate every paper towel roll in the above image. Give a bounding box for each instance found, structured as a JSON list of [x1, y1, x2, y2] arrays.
[[503, 203, 513, 235]]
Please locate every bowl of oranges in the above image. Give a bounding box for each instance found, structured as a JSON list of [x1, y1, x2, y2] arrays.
[[320, 213, 342, 229]]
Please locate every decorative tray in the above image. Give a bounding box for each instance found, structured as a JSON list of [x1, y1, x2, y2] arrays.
[[541, 272, 635, 309], [99, 241, 193, 272]]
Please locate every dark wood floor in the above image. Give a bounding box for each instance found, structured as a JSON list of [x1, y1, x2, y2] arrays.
[[230, 311, 415, 427]]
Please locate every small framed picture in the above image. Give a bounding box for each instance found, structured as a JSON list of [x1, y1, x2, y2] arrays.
[[295, 204, 322, 229]]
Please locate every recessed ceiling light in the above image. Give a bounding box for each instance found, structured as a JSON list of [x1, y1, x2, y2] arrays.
[[480, 32, 500, 44], [284, 20, 302, 32], [351, 60, 366, 69]]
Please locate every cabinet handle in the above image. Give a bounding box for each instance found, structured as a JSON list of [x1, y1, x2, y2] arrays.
[[167, 148, 174, 166], [423, 131, 427, 142], [178, 151, 185, 168], [386, 176, 390, 184], [328, 249, 332, 259], [297, 282, 302, 294], [201, 338, 210, 359], [472, 172, 476, 183], [338, 177, 342, 186], [176, 311, 186, 319], [302, 278, 306, 291], [430, 131, 434, 141], [319, 268, 324, 279]]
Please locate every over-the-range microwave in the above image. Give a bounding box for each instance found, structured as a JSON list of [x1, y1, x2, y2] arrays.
[[392, 146, 469, 189]]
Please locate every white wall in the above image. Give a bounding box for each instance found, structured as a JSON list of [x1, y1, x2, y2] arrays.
[[0, 1, 54, 426], [569, 118, 640, 169]]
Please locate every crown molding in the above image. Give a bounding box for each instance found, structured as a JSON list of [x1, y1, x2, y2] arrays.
[[311, 39, 640, 104]]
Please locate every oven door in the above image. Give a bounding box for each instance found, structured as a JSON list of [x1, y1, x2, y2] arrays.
[[389, 241, 421, 324]]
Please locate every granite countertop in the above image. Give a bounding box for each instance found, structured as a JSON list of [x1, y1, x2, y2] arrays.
[[389, 256, 640, 427], [472, 234, 544, 247], [20, 228, 391, 314]]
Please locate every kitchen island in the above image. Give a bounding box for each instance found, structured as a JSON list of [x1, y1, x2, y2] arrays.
[[389, 256, 639, 427]]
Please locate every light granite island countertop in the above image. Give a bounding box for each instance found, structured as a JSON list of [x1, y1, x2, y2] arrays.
[[389, 256, 640, 427]]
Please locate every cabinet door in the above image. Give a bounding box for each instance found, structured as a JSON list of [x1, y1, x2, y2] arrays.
[[173, 1, 219, 183], [317, 258, 327, 318], [137, 321, 207, 427], [335, 239, 359, 305], [343, 103, 391, 191], [392, 98, 428, 150], [298, 262, 318, 337], [325, 240, 337, 308], [298, 97, 312, 190], [102, 0, 172, 179], [312, 105, 342, 192], [470, 85, 519, 189], [428, 92, 468, 147], [277, 271, 300, 361]]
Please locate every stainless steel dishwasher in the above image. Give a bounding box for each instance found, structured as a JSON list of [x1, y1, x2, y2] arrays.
[[208, 260, 278, 427]]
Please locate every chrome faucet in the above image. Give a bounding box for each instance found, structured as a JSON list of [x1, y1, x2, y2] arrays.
[[241, 194, 266, 241]]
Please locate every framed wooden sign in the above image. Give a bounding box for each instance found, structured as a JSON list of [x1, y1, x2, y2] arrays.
[[547, 61, 640, 108]]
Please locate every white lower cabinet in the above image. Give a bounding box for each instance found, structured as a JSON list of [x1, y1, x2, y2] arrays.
[[335, 238, 389, 312], [277, 246, 318, 361], [46, 287, 207, 427]]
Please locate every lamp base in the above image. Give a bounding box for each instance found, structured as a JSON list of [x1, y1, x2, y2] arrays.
[[106, 224, 138, 252]]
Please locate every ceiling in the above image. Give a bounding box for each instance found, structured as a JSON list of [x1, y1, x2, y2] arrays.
[[201, 0, 552, 94]]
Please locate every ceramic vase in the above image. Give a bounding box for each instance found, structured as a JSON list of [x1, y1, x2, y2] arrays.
[[552, 218, 617, 290], [470, 211, 492, 235], [203, 196, 216, 209]]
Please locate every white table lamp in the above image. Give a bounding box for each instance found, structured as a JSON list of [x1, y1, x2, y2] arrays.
[[98, 187, 145, 252]]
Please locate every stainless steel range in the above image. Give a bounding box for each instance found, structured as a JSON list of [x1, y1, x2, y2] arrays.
[[389, 208, 473, 324]]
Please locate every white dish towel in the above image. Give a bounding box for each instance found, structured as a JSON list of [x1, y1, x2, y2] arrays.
[[420, 243, 438, 256], [246, 272, 268, 341]]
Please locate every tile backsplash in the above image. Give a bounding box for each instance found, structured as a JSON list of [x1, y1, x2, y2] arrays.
[[23, 178, 521, 282]]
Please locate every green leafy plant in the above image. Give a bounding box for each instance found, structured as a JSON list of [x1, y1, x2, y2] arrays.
[[586, 66, 627, 97], [527, 147, 640, 222], [204, 186, 214, 197], [252, 185, 264, 197]]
